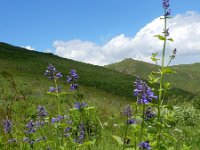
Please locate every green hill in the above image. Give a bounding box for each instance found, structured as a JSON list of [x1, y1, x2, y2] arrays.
[[106, 58, 200, 94], [0, 42, 192, 100]]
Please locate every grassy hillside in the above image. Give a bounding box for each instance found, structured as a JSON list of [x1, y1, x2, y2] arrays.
[[106, 58, 200, 94], [0, 42, 192, 100]]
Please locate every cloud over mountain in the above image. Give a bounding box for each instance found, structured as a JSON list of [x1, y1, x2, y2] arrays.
[[54, 11, 200, 66]]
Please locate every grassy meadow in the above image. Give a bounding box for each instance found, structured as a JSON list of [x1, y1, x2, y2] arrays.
[[0, 43, 200, 149]]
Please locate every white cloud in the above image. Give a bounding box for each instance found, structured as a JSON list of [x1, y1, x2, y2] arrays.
[[23, 45, 35, 51], [53, 11, 200, 66]]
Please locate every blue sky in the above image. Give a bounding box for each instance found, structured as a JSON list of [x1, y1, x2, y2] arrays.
[[1, 0, 200, 65]]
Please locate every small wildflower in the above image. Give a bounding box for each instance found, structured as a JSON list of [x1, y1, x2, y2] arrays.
[[35, 121, 45, 128], [76, 123, 85, 144], [48, 86, 62, 92], [35, 137, 46, 142], [44, 63, 62, 80], [24, 120, 36, 134], [70, 84, 79, 90], [139, 141, 151, 150], [51, 115, 64, 124], [64, 127, 71, 137], [122, 105, 133, 117], [74, 102, 87, 110], [163, 0, 169, 9], [127, 119, 135, 125], [3, 118, 12, 133], [8, 138, 18, 143], [145, 106, 156, 120], [37, 105, 48, 117], [67, 69, 79, 83]]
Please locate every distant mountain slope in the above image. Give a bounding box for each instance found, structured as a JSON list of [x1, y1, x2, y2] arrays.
[[0, 42, 192, 99], [106, 58, 200, 94]]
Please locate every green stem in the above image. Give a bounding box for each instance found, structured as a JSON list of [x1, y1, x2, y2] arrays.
[[123, 116, 129, 150], [157, 9, 167, 148], [139, 104, 145, 143], [54, 78, 60, 115]]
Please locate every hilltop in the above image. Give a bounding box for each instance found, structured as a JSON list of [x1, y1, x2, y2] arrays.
[[106, 58, 200, 94]]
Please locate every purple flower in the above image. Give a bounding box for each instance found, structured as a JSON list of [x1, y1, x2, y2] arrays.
[[70, 84, 79, 90], [74, 102, 87, 110], [139, 141, 151, 150], [37, 105, 48, 117], [127, 119, 135, 125], [24, 120, 36, 134], [145, 106, 156, 120], [35, 121, 45, 128], [3, 118, 12, 133], [44, 64, 62, 80], [122, 105, 133, 117], [163, 0, 169, 9], [51, 115, 64, 124], [64, 127, 71, 137], [67, 69, 79, 83], [48, 86, 62, 93], [134, 80, 157, 104]]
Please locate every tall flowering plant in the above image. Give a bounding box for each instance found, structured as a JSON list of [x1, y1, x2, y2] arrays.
[[149, 0, 177, 149]]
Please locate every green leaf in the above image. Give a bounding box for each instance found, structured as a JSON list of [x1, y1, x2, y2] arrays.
[[161, 67, 176, 74], [161, 132, 177, 142], [154, 35, 166, 40], [111, 135, 124, 146], [168, 38, 174, 42]]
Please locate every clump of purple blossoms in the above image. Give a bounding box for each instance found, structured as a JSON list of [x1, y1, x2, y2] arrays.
[[74, 102, 87, 110], [3, 118, 12, 133], [139, 141, 151, 150], [44, 63, 63, 80], [37, 105, 48, 117], [134, 80, 157, 104], [145, 106, 156, 120], [67, 69, 79, 90]]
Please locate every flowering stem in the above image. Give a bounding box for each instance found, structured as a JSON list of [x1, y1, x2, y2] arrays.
[[157, 9, 167, 148], [139, 104, 145, 143], [54, 78, 60, 115], [123, 116, 129, 150]]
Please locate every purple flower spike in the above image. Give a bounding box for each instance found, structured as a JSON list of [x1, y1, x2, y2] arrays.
[[134, 80, 157, 104], [44, 63, 62, 80]]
